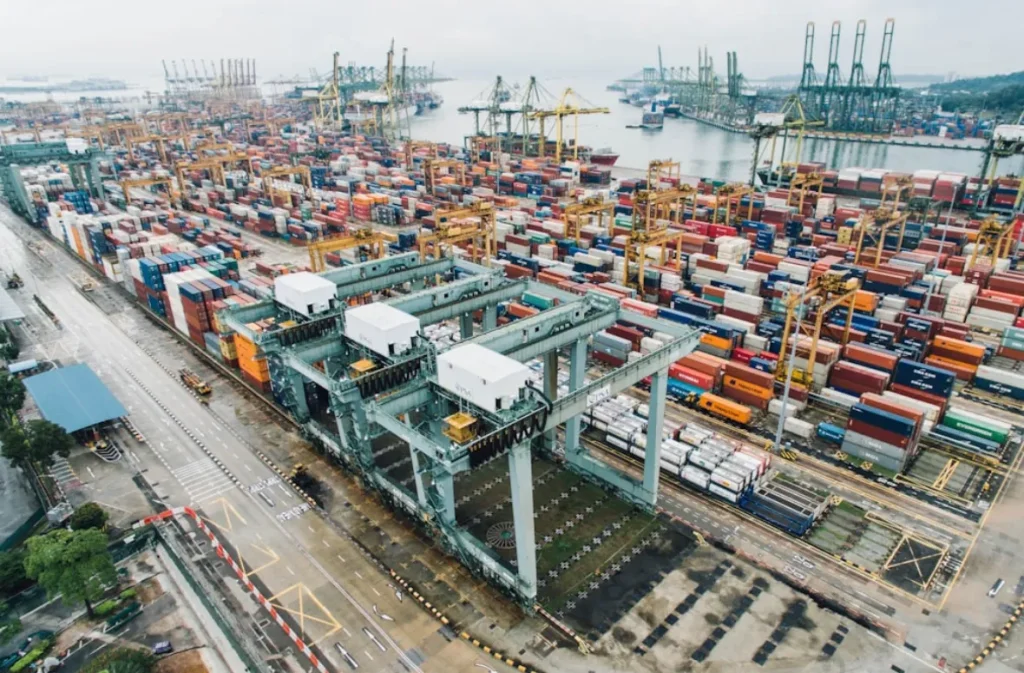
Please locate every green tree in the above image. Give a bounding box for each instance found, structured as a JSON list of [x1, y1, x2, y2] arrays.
[[24, 420, 72, 469], [24, 529, 117, 617], [0, 372, 25, 425], [0, 426, 30, 467], [69, 503, 108, 532], [81, 648, 156, 673], [0, 549, 30, 597], [0, 329, 18, 362]]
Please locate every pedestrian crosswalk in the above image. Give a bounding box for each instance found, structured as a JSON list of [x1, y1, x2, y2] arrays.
[[171, 458, 237, 503]]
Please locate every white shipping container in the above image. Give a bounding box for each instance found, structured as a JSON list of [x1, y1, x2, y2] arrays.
[[345, 303, 421, 358], [680, 465, 711, 489], [274, 272, 338, 317], [709, 483, 740, 503], [784, 417, 814, 439]]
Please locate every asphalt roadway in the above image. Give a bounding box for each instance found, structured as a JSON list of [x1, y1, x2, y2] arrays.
[[0, 204, 493, 673]]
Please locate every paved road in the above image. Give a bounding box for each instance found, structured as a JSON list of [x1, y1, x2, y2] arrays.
[[0, 205, 489, 673]]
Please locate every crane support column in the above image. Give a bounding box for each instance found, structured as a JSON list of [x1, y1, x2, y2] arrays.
[[543, 350, 559, 450], [564, 338, 587, 455], [644, 370, 668, 501], [483, 304, 498, 331], [405, 417, 429, 508], [508, 442, 537, 599], [459, 313, 474, 339], [287, 370, 311, 422], [435, 467, 457, 524]]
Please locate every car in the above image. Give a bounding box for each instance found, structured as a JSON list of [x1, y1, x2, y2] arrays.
[[989, 579, 1005, 598], [152, 641, 174, 655], [334, 643, 358, 669]]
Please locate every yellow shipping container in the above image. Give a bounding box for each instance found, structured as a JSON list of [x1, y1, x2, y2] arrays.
[[700, 334, 732, 351], [723, 377, 773, 400]]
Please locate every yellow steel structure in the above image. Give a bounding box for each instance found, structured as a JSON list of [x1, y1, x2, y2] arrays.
[[104, 122, 144, 147], [423, 158, 466, 197], [529, 88, 610, 163], [787, 172, 824, 215], [442, 412, 478, 444], [767, 95, 825, 183], [119, 177, 178, 206], [307, 228, 389, 273], [712, 183, 755, 227], [403, 140, 438, 167], [623, 183, 697, 294], [194, 141, 235, 154], [124, 134, 169, 163], [420, 202, 496, 265], [880, 174, 913, 211], [852, 208, 909, 268], [967, 215, 1014, 270], [467, 136, 500, 163], [647, 159, 680, 189], [775, 271, 860, 389], [260, 165, 312, 199], [175, 152, 251, 190], [562, 196, 615, 244]]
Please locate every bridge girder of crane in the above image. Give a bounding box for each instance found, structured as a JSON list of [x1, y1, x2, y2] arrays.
[[0, 142, 106, 223]]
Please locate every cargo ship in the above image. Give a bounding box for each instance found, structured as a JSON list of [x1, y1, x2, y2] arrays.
[[588, 148, 620, 166], [641, 103, 664, 130]]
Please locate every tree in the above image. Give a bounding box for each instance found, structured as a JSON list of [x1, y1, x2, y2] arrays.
[[0, 329, 18, 362], [81, 648, 156, 673], [24, 420, 72, 469], [0, 426, 29, 467], [0, 372, 25, 426], [1, 420, 72, 470], [24, 529, 117, 617], [0, 549, 30, 597], [69, 503, 108, 532]]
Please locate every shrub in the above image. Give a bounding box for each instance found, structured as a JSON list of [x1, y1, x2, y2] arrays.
[[118, 588, 137, 601], [93, 599, 118, 617], [9, 638, 52, 672]]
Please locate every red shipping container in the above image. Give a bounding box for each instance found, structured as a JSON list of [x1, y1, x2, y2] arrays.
[[607, 325, 644, 348], [889, 382, 949, 410], [859, 393, 924, 434], [732, 348, 755, 364], [844, 343, 899, 371], [668, 364, 715, 391], [724, 362, 774, 389], [721, 385, 769, 411], [592, 350, 625, 367]]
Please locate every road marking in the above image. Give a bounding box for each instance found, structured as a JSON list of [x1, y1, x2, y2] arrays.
[[278, 484, 293, 498], [364, 651, 374, 662], [354, 571, 363, 580], [286, 567, 295, 576], [337, 555, 346, 563], [233, 453, 239, 459], [256, 533, 264, 541], [244, 464, 253, 472], [308, 526, 315, 533], [372, 588, 380, 597], [323, 540, 330, 548], [342, 627, 352, 638], [211, 423, 221, 431]]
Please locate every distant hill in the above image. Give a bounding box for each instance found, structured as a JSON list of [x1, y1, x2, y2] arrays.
[[928, 71, 1024, 94]]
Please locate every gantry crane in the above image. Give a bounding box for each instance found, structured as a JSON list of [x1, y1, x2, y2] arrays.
[[467, 136, 501, 164], [647, 159, 680, 189], [119, 177, 178, 206], [307, 228, 389, 272], [260, 165, 312, 199], [423, 158, 466, 197], [755, 95, 825, 187], [124, 134, 169, 163], [879, 174, 912, 211], [103, 122, 144, 147], [403, 140, 438, 168], [775, 271, 860, 390], [967, 215, 1015, 270], [787, 172, 824, 216], [623, 183, 696, 295], [420, 202, 496, 265], [528, 88, 609, 163], [562, 196, 615, 244], [175, 152, 250, 190], [712, 183, 755, 227], [851, 207, 909, 268]]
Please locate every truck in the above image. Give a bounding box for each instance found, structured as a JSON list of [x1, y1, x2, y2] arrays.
[[179, 367, 212, 396]]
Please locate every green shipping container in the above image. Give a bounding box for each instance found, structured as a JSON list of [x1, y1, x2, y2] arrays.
[[521, 291, 554, 311], [942, 412, 1009, 444]]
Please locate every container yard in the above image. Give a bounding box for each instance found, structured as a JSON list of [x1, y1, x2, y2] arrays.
[[4, 85, 1024, 673]]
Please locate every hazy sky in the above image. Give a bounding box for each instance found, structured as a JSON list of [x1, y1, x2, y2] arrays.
[[2, 0, 1020, 83]]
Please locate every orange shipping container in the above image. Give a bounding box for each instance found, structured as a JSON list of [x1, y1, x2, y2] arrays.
[[722, 377, 773, 400], [697, 393, 753, 424], [932, 336, 985, 362], [700, 334, 732, 351], [925, 355, 976, 380], [853, 290, 879, 313]]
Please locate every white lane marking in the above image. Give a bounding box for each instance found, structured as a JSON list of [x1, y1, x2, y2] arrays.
[[211, 423, 221, 431], [364, 651, 374, 662], [244, 464, 252, 472], [233, 453, 239, 459], [278, 484, 293, 498], [342, 627, 352, 638], [323, 540, 330, 548], [308, 526, 315, 533], [337, 555, 346, 563], [372, 588, 380, 597], [354, 571, 363, 580], [286, 567, 295, 576]]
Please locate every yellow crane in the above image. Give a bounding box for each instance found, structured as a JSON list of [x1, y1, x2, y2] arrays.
[[879, 174, 912, 211], [851, 208, 909, 268], [260, 165, 312, 200], [119, 177, 178, 207], [647, 159, 680, 188], [764, 95, 825, 185], [124, 134, 169, 163], [623, 182, 697, 295], [175, 152, 250, 190], [967, 215, 1015, 270], [774, 271, 860, 389], [786, 172, 824, 216], [403, 140, 438, 168], [103, 121, 144, 147], [529, 88, 609, 163], [423, 158, 466, 197], [467, 136, 500, 163], [307, 228, 390, 272], [562, 196, 615, 244], [711, 183, 755, 227], [420, 202, 496, 265]]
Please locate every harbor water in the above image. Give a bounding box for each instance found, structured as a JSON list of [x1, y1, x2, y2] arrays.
[[8, 74, 1022, 182]]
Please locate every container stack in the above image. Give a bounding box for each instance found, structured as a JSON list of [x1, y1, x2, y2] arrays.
[[235, 324, 272, 393], [925, 336, 984, 381], [999, 326, 1024, 361], [843, 396, 923, 473], [721, 361, 774, 411], [934, 406, 1011, 455]]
